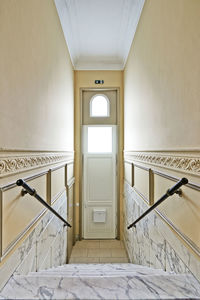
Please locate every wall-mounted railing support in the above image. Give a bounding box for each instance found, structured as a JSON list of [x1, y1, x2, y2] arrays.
[[16, 179, 71, 228], [127, 177, 188, 229]]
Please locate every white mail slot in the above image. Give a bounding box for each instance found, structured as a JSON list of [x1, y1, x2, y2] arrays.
[[93, 209, 106, 223]]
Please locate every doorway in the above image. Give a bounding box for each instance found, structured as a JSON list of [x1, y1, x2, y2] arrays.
[[81, 90, 119, 239]]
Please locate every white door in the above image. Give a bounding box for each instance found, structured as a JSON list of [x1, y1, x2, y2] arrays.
[[82, 125, 117, 239]]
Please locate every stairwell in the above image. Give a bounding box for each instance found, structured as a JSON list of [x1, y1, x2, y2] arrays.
[[1, 239, 200, 299], [1, 240, 200, 299]]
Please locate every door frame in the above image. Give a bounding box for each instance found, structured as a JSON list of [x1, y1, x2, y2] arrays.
[[79, 88, 121, 240]]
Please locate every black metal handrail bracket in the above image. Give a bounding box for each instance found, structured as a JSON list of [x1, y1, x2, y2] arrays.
[[16, 179, 71, 228], [127, 177, 188, 229]]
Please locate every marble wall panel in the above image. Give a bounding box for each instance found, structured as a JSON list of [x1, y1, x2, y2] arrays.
[[51, 233, 62, 268], [51, 226, 67, 268], [124, 181, 200, 282], [60, 226, 67, 264], [15, 243, 37, 275], [36, 220, 58, 269], [166, 242, 191, 274], [0, 193, 67, 291], [40, 249, 52, 271]]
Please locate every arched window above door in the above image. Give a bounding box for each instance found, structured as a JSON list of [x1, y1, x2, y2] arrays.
[[90, 94, 110, 117]]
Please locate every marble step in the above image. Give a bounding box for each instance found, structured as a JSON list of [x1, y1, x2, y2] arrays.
[[54, 263, 153, 268], [28, 271, 169, 277], [43, 263, 166, 272], [30, 263, 170, 276], [1, 273, 200, 299], [30, 267, 169, 277]]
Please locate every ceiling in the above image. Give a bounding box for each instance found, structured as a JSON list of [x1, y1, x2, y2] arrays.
[[54, 0, 145, 70]]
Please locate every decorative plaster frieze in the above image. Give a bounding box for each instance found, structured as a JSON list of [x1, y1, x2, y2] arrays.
[[124, 151, 200, 176], [0, 152, 74, 177]]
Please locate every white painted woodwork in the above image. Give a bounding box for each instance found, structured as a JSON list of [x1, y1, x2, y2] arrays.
[[82, 125, 117, 239], [54, 0, 145, 70]]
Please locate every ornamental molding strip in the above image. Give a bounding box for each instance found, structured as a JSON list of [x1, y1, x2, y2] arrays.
[[0, 151, 74, 177], [124, 151, 200, 176]]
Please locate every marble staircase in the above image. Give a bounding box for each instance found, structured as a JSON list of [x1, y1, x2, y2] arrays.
[[1, 263, 200, 299]]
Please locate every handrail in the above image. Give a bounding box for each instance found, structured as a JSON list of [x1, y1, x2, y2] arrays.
[[127, 177, 188, 229], [16, 179, 72, 228]]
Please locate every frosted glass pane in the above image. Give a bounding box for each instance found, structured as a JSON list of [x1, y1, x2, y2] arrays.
[[91, 95, 109, 117], [88, 127, 112, 153]]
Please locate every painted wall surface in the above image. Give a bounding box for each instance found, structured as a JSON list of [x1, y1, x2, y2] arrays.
[[74, 71, 124, 238], [0, 0, 74, 289], [123, 0, 200, 275], [0, 0, 74, 151], [124, 0, 200, 151]]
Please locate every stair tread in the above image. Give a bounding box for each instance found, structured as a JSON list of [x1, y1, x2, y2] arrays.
[[1, 273, 200, 300], [29, 269, 169, 276], [27, 272, 170, 277], [47, 263, 164, 270], [29, 263, 169, 276]]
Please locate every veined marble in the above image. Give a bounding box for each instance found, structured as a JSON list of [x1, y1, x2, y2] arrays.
[[0, 193, 68, 291], [124, 181, 200, 282], [28, 263, 169, 277], [0, 267, 200, 300]]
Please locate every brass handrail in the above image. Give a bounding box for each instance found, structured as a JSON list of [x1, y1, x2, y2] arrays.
[[127, 177, 188, 229], [16, 179, 71, 228]]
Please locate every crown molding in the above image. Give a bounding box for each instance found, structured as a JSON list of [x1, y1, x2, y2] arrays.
[[74, 61, 124, 71], [55, 0, 145, 70], [54, 0, 79, 67], [120, 0, 145, 69]]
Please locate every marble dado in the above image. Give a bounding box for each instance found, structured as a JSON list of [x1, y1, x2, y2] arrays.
[[124, 150, 200, 176], [0, 194, 67, 291], [0, 154, 74, 261], [124, 182, 200, 282], [124, 155, 200, 256], [0, 151, 74, 178]]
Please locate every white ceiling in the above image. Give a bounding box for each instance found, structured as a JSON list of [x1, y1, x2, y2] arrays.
[[54, 0, 145, 70]]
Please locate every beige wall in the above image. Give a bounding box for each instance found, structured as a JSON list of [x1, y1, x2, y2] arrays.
[[124, 0, 200, 264], [124, 0, 200, 151], [74, 71, 124, 238], [0, 0, 74, 277], [0, 0, 74, 151]]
